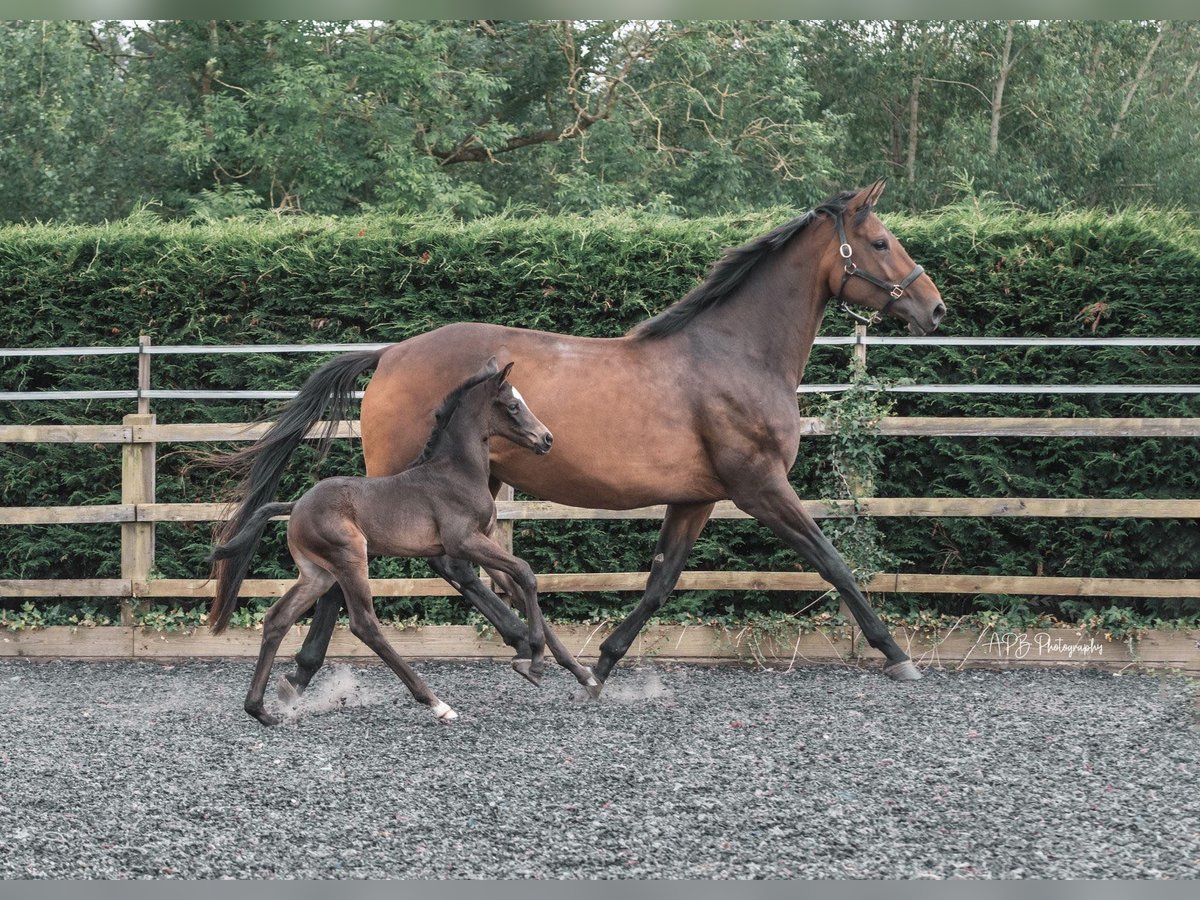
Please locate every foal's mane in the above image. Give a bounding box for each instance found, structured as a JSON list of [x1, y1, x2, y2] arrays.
[[629, 190, 866, 340], [409, 368, 496, 467]]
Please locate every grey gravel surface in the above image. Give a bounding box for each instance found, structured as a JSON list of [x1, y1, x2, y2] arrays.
[[0, 658, 1196, 879]]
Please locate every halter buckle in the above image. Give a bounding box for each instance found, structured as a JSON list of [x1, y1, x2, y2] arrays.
[[889, 285, 904, 300], [839, 243, 853, 259]]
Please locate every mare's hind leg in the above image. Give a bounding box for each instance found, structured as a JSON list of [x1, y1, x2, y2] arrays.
[[245, 568, 333, 726], [592, 501, 715, 687], [338, 567, 457, 722], [281, 583, 343, 701]]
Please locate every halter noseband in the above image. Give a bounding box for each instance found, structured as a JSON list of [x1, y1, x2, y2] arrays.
[[832, 210, 925, 326]]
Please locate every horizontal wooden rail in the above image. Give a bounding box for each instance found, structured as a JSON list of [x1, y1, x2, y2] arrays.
[[0, 424, 133, 443], [0, 505, 136, 525], [2, 623, 1196, 673], [4, 417, 1200, 445], [4, 572, 1198, 600], [137, 572, 1200, 599], [4, 497, 1199, 527], [0, 579, 132, 598]]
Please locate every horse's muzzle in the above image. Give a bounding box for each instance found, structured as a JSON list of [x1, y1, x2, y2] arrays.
[[908, 300, 946, 335], [534, 431, 554, 455]]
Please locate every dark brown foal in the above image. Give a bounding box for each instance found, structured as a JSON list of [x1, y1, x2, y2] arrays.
[[208, 359, 596, 726]]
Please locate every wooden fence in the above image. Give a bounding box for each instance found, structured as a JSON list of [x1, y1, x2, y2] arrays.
[[2, 332, 1199, 667]]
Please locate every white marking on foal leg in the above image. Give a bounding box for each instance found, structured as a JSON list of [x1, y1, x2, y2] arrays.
[[431, 700, 458, 721]]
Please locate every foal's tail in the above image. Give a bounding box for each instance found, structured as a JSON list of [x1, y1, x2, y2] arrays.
[[206, 502, 295, 634], [201, 348, 384, 632]]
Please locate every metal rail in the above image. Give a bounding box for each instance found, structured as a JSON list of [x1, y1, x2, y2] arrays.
[[2, 337, 1198, 401], [3, 336, 1200, 356]]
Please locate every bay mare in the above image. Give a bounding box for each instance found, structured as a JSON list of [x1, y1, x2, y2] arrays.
[[208, 360, 601, 725], [209, 181, 946, 696]]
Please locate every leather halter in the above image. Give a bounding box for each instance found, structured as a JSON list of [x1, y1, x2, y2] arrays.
[[832, 209, 925, 326]]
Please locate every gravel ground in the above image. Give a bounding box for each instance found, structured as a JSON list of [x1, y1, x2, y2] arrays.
[[0, 658, 1197, 879]]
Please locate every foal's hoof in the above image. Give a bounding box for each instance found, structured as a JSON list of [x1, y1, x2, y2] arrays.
[[276, 676, 300, 705], [883, 659, 922, 681], [581, 667, 604, 700], [246, 706, 281, 727], [511, 658, 543, 687]]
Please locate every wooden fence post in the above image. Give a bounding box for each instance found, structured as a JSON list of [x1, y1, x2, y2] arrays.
[[854, 322, 868, 372], [137, 335, 152, 416], [482, 483, 516, 604], [121, 413, 156, 624], [496, 482, 515, 554]]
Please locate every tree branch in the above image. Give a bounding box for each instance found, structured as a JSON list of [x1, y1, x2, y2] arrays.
[[1112, 22, 1169, 140]]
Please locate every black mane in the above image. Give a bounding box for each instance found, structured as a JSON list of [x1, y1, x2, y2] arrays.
[[629, 191, 862, 340], [408, 368, 495, 467]]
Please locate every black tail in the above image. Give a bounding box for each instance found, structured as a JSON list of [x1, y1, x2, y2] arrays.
[[203, 348, 383, 632], [206, 502, 295, 633]]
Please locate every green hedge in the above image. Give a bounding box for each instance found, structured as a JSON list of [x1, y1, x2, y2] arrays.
[[1, 206, 1198, 629]]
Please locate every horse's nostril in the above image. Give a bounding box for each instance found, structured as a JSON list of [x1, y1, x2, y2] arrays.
[[931, 302, 946, 325], [542, 432, 554, 447]]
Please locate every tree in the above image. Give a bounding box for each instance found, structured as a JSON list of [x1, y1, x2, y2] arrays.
[[1, 19, 1196, 223]]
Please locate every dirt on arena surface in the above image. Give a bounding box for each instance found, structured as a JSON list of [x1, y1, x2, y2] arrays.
[[0, 658, 1196, 879]]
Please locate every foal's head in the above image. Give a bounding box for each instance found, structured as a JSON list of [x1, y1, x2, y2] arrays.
[[823, 180, 946, 336], [479, 359, 554, 455]]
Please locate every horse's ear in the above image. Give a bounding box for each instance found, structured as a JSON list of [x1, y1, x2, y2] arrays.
[[852, 179, 886, 214], [490, 360, 514, 387], [482, 356, 500, 375], [859, 179, 886, 210]]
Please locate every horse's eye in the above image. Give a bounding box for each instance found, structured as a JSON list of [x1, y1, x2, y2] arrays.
[[872, 239, 889, 251], [508, 402, 519, 413]]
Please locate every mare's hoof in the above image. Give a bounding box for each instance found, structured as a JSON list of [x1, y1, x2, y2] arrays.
[[883, 659, 922, 681], [581, 667, 604, 700], [511, 658, 543, 687], [431, 701, 459, 722], [276, 676, 300, 704]]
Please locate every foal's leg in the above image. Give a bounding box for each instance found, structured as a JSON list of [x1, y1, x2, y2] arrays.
[[491, 568, 601, 697], [280, 583, 343, 700], [244, 568, 333, 726], [452, 534, 548, 686], [427, 555, 539, 664], [592, 501, 715, 686], [732, 473, 920, 681], [338, 567, 457, 722], [285, 553, 553, 696]]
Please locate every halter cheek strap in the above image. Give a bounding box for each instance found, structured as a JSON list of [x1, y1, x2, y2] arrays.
[[832, 211, 925, 326]]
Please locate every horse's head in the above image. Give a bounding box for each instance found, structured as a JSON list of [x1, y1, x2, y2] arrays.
[[482, 358, 554, 455], [824, 180, 945, 335]]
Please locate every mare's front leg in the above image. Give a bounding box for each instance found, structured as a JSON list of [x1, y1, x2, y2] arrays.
[[731, 471, 920, 681]]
